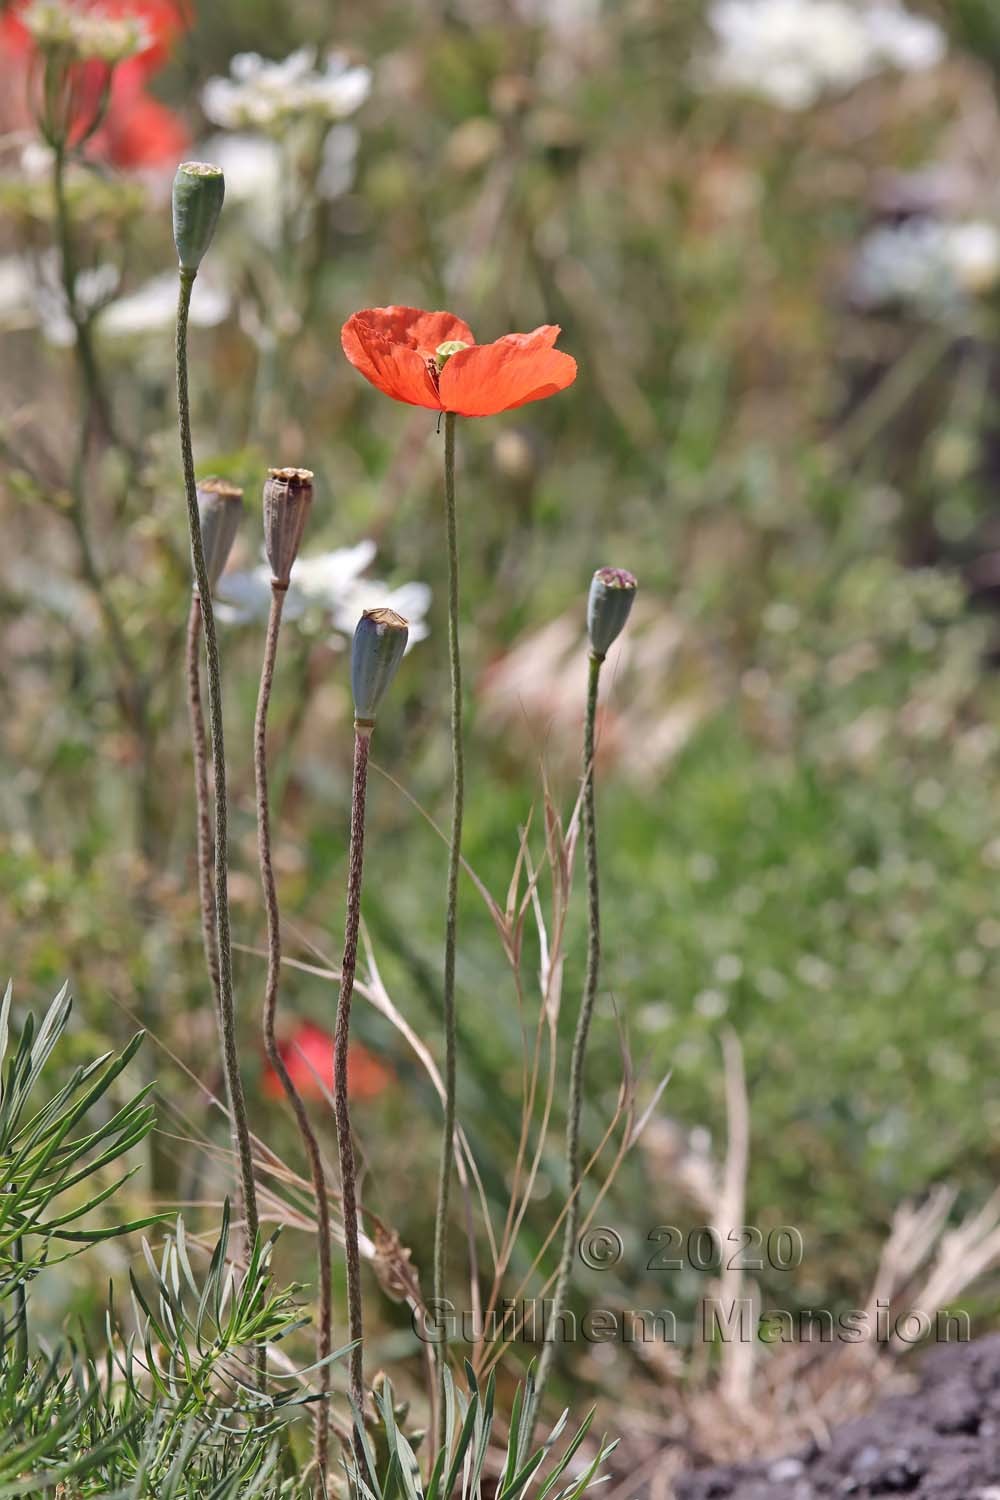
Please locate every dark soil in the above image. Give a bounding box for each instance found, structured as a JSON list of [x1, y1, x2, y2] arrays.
[[676, 1337, 1000, 1500]]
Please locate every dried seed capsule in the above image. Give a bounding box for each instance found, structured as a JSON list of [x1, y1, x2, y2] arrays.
[[587, 566, 637, 659], [352, 608, 409, 727], [263, 467, 313, 587], [196, 477, 243, 593], [172, 161, 225, 274]]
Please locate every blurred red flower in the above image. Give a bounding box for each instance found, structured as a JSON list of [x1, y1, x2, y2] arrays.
[[341, 306, 577, 418], [263, 1021, 394, 1103], [0, 0, 189, 168]]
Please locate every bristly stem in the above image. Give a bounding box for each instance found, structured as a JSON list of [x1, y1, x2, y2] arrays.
[[335, 728, 371, 1432], [255, 583, 333, 1479], [534, 650, 603, 1419], [434, 409, 463, 1433], [186, 596, 221, 1005], [175, 270, 262, 1363]]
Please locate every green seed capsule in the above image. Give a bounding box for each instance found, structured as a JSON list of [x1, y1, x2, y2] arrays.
[[587, 566, 637, 659], [263, 467, 313, 587], [172, 161, 225, 273], [196, 478, 243, 593], [352, 608, 409, 726]]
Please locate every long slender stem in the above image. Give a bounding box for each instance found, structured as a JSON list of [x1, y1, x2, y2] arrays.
[[255, 584, 333, 1479], [433, 410, 463, 1432], [187, 595, 249, 1231], [175, 271, 262, 1320], [534, 652, 603, 1418], [186, 596, 221, 1005], [335, 728, 371, 1429]]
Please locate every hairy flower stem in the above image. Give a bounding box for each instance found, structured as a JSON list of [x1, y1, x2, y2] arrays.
[[335, 729, 371, 1436], [175, 272, 263, 1377], [434, 409, 463, 1436], [534, 651, 603, 1421], [186, 597, 222, 1004], [255, 584, 333, 1479]]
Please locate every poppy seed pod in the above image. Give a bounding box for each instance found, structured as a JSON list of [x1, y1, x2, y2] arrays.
[[352, 609, 409, 727], [587, 567, 637, 659], [263, 467, 313, 587], [172, 161, 225, 273], [196, 478, 243, 593]]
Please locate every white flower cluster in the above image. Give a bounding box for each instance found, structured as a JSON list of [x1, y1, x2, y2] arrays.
[[22, 0, 148, 63], [216, 540, 431, 651], [701, 0, 946, 110], [850, 218, 1000, 316], [202, 48, 371, 131]]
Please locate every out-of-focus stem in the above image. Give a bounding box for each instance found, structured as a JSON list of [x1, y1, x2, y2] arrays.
[[534, 651, 603, 1420], [433, 410, 463, 1435], [52, 142, 118, 448], [175, 271, 262, 1367], [52, 141, 152, 854], [255, 583, 333, 1478], [334, 728, 371, 1432]]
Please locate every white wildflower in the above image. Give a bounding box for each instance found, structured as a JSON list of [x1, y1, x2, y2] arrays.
[[202, 47, 371, 131], [850, 218, 1000, 315], [700, 0, 945, 111], [216, 541, 430, 651]]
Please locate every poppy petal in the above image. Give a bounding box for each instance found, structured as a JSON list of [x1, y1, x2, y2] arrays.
[[342, 314, 443, 409], [439, 326, 576, 417], [358, 306, 475, 356]]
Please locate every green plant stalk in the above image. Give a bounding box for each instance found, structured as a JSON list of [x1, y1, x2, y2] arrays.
[[254, 583, 333, 1479], [433, 409, 463, 1433], [335, 728, 371, 1430], [185, 596, 221, 1005], [175, 270, 262, 1358], [534, 651, 603, 1420], [52, 142, 118, 447]]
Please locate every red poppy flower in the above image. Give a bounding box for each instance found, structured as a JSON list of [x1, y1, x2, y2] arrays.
[[0, 0, 189, 168], [263, 1021, 394, 1104], [341, 306, 577, 418]]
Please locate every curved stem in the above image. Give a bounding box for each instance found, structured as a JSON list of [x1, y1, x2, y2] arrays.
[[175, 270, 262, 1350], [433, 410, 463, 1434], [534, 651, 603, 1419], [335, 729, 371, 1428], [255, 584, 333, 1479]]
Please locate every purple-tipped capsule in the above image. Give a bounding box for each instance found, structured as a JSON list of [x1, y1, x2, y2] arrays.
[[196, 477, 243, 593], [263, 467, 313, 587], [587, 567, 637, 659], [352, 609, 409, 727], [172, 161, 225, 274]]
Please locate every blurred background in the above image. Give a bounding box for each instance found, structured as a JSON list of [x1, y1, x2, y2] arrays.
[[4, 0, 1000, 1479]]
